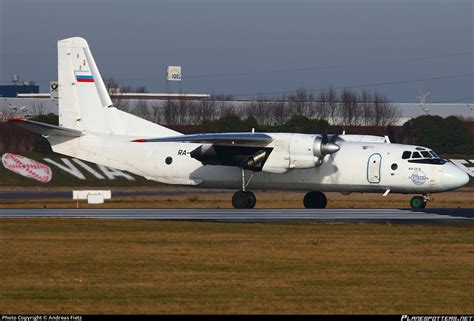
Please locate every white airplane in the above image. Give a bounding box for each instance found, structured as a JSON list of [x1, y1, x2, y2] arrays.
[[9, 37, 470, 209]]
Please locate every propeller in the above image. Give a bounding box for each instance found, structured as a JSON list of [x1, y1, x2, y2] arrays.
[[322, 131, 341, 144], [319, 131, 340, 155], [315, 132, 340, 158], [320, 140, 340, 155], [317, 131, 341, 176]]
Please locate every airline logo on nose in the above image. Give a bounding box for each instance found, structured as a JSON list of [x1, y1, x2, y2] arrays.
[[409, 171, 429, 185], [75, 71, 94, 83]]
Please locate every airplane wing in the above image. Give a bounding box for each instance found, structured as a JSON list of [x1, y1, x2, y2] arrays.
[[132, 133, 273, 146], [132, 132, 273, 171], [8, 118, 82, 137]]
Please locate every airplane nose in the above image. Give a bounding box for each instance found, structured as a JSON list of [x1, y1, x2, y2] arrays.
[[441, 163, 470, 191]]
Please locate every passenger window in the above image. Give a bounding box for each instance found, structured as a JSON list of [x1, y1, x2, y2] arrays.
[[412, 152, 421, 159], [402, 151, 411, 159], [421, 151, 432, 158]]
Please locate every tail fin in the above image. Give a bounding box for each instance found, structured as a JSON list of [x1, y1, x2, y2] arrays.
[[58, 37, 111, 132], [58, 37, 179, 137]]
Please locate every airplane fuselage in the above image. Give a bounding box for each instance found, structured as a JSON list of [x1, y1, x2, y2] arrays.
[[50, 132, 468, 195]]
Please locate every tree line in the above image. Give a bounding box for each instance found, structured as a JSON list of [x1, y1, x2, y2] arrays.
[[103, 82, 401, 127], [125, 88, 400, 127]]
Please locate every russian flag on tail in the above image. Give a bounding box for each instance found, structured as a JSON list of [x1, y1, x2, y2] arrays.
[[75, 71, 94, 83]]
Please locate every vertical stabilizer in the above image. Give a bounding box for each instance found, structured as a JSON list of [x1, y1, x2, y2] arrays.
[[58, 37, 113, 133], [58, 37, 180, 137]]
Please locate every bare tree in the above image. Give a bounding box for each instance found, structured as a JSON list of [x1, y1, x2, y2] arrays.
[[134, 100, 152, 121], [104, 77, 148, 111], [245, 99, 272, 126], [163, 99, 177, 126], [371, 93, 401, 126], [339, 88, 362, 126], [316, 90, 330, 121], [268, 96, 289, 125], [288, 88, 313, 117], [319, 87, 338, 124], [360, 90, 373, 126], [149, 102, 165, 124], [31, 102, 46, 117], [104, 77, 127, 110], [135, 86, 148, 94], [196, 99, 218, 123], [207, 94, 234, 117], [176, 99, 190, 125]]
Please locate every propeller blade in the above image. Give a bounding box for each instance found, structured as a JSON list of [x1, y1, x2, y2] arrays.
[[322, 132, 329, 144], [329, 133, 340, 144]]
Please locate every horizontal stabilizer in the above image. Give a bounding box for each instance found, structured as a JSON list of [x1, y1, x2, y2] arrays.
[[8, 118, 82, 137], [132, 133, 273, 146]]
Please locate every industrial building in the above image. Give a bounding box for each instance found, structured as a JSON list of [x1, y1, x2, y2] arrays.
[[0, 75, 39, 98]]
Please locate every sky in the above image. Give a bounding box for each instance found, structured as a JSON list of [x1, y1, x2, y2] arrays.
[[0, 0, 472, 102]]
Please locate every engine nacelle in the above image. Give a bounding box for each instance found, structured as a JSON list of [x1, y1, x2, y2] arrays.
[[190, 133, 340, 174], [288, 134, 340, 169]]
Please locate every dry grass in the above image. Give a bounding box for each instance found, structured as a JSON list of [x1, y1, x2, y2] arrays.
[[0, 219, 473, 314], [0, 188, 472, 209]]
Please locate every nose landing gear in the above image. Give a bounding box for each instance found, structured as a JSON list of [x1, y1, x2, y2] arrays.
[[410, 194, 430, 209]]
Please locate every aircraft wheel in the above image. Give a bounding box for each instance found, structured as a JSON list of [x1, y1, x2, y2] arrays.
[[303, 191, 328, 209], [232, 191, 256, 209], [410, 196, 427, 209], [247, 191, 256, 209]]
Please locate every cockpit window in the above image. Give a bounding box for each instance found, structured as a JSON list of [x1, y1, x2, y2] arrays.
[[408, 158, 447, 165], [430, 151, 439, 158], [421, 151, 432, 158], [405, 148, 446, 165]]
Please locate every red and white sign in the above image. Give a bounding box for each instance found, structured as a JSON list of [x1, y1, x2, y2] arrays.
[[2, 153, 53, 183]]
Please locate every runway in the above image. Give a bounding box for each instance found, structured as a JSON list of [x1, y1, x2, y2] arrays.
[[0, 208, 473, 223]]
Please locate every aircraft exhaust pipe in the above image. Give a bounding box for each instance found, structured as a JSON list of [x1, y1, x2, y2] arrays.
[[245, 150, 267, 168]]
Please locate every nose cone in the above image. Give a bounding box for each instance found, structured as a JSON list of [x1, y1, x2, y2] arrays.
[[441, 163, 470, 191]]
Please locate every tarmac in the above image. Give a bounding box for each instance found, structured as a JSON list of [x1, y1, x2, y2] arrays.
[[0, 208, 473, 224]]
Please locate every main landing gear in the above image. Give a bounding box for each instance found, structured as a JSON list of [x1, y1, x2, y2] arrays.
[[410, 195, 429, 209], [303, 191, 328, 209], [232, 168, 257, 209], [232, 190, 256, 209], [231, 168, 330, 209]]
